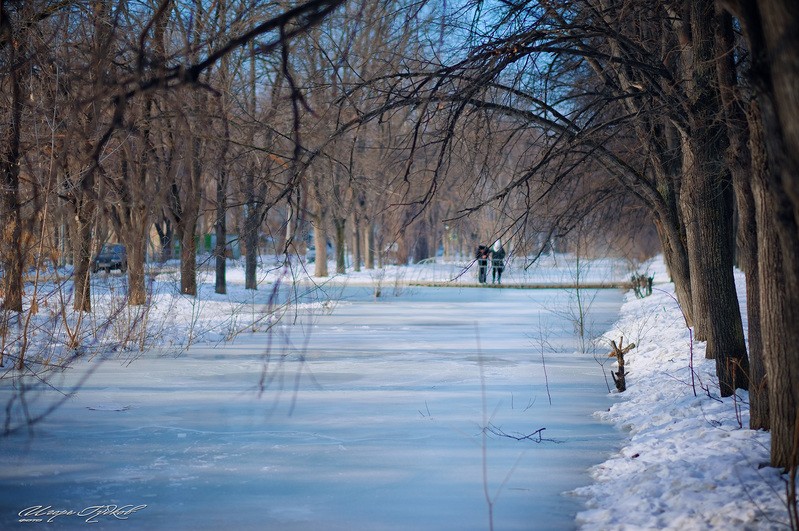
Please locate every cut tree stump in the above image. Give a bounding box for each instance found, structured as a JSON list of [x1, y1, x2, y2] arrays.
[[608, 336, 636, 392]]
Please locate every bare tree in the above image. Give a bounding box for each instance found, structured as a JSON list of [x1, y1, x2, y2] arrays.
[[719, 0, 799, 469]]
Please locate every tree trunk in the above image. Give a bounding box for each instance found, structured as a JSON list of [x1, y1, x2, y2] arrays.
[[715, 10, 767, 427], [127, 230, 147, 306], [678, 0, 748, 395], [652, 214, 693, 324], [179, 220, 198, 296], [333, 217, 346, 274], [72, 202, 94, 313], [744, 100, 770, 430], [754, 1, 799, 215], [413, 228, 429, 263], [117, 202, 150, 307], [680, 130, 749, 396], [179, 160, 199, 296], [313, 222, 328, 277], [243, 165, 261, 290], [718, 0, 799, 467], [351, 211, 361, 272], [243, 42, 260, 291], [215, 168, 227, 295], [179, 133, 202, 296], [215, 45, 230, 295], [753, 137, 799, 467], [0, 39, 24, 313], [364, 220, 374, 270], [756, 5, 799, 465], [654, 161, 694, 326], [244, 201, 259, 290], [154, 219, 174, 262]]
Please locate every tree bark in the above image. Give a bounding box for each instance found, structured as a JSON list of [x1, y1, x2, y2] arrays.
[[351, 211, 361, 272], [179, 134, 202, 296], [0, 41, 24, 313], [243, 190, 260, 290], [215, 30, 230, 296], [752, 123, 799, 467], [179, 217, 198, 296], [333, 217, 346, 274], [72, 199, 95, 313], [754, 1, 799, 215], [363, 220, 375, 270], [743, 100, 770, 430], [313, 221, 328, 277], [154, 218, 174, 262], [652, 213, 693, 324], [127, 232, 147, 306], [715, 9, 767, 426], [214, 166, 228, 295], [678, 0, 748, 395], [721, 0, 799, 468], [243, 42, 261, 291], [214, 151, 227, 294]]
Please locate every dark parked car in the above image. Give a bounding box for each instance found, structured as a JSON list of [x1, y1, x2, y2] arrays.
[[92, 243, 127, 273]]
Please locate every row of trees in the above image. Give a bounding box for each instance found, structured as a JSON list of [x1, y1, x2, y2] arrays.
[[0, 1, 427, 308], [358, 0, 795, 471], [0, 0, 341, 314], [4, 0, 793, 474], [1, 0, 582, 316]]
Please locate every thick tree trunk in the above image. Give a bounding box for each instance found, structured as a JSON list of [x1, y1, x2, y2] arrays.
[[754, 4, 799, 465], [117, 204, 150, 307], [678, 0, 749, 395], [351, 212, 361, 273], [115, 143, 151, 307], [754, 1, 799, 215], [752, 140, 799, 467], [653, 215, 693, 324], [179, 133, 202, 296], [716, 10, 767, 426], [720, 0, 799, 468], [1, 43, 24, 313], [215, 170, 227, 295], [743, 101, 770, 430], [127, 230, 147, 306], [313, 222, 328, 277], [333, 217, 346, 274], [1, 213, 24, 315], [179, 220, 198, 296], [244, 203, 259, 290], [243, 165, 261, 290], [680, 129, 749, 396], [154, 219, 174, 262], [72, 203, 94, 313], [412, 218, 429, 263], [363, 220, 374, 270]]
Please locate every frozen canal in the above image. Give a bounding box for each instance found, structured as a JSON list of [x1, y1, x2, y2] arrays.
[[2, 286, 624, 530]]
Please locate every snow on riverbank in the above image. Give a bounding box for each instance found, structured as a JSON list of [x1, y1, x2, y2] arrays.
[[575, 259, 792, 530]]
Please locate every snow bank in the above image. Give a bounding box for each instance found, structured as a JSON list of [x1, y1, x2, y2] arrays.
[[574, 259, 792, 530]]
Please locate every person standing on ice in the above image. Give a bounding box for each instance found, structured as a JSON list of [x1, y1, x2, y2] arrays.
[[476, 244, 490, 283], [491, 241, 506, 284]]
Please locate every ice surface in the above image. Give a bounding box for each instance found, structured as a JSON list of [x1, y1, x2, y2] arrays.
[[1, 285, 624, 530]]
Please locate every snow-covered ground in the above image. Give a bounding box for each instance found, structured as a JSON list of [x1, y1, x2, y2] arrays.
[[1, 254, 794, 529], [574, 259, 792, 530]]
